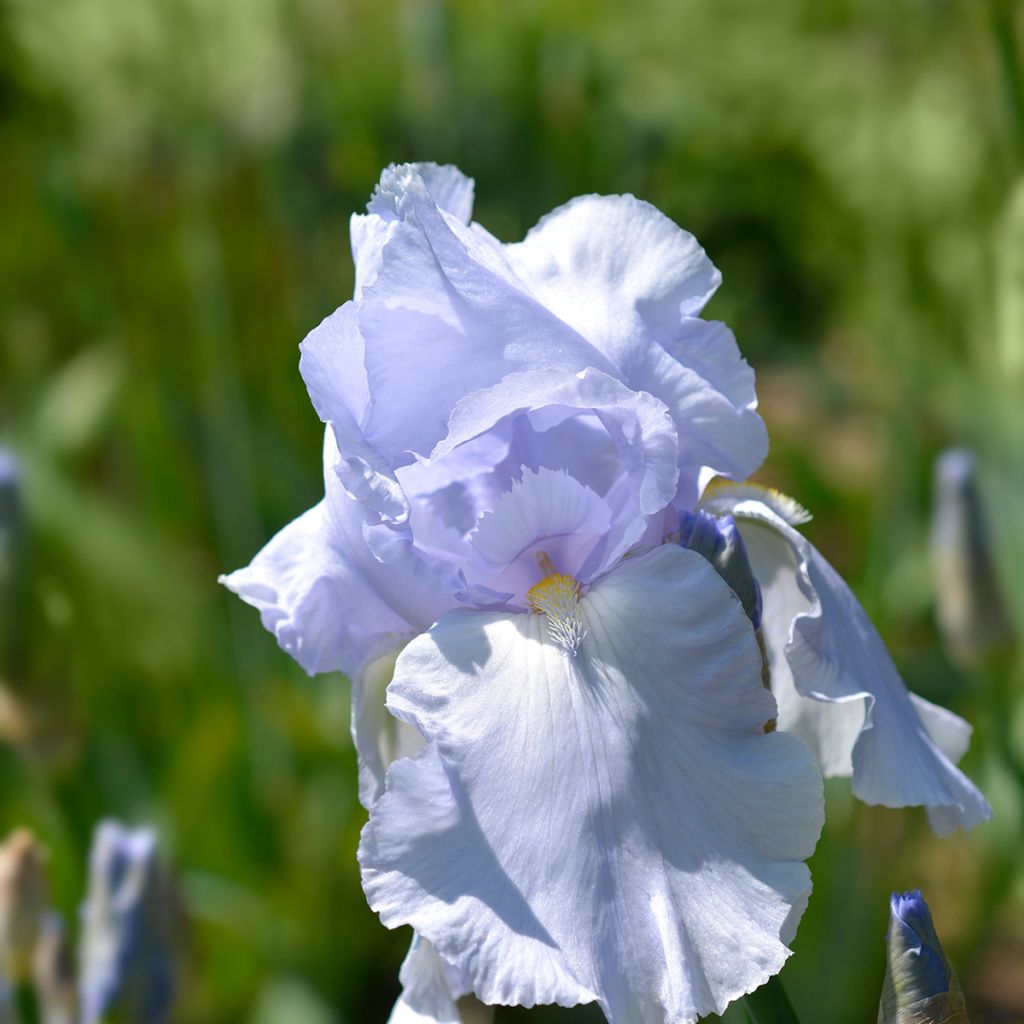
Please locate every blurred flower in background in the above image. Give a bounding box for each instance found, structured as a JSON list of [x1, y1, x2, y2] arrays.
[[930, 449, 1012, 668], [79, 822, 178, 1024], [0, 824, 179, 1024]]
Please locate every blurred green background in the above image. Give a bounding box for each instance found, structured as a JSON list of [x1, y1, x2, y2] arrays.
[[1, 0, 1023, 1020]]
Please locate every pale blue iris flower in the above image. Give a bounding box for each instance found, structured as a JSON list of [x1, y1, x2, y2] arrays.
[[222, 164, 983, 1022]]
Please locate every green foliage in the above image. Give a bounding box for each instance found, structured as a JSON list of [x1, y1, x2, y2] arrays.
[[0, 0, 1021, 1020]]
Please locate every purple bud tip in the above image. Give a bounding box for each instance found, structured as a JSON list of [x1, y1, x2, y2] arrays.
[[880, 888, 956, 1019]]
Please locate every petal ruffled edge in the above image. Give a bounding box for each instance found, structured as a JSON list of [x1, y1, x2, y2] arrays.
[[505, 198, 768, 495], [300, 303, 410, 527], [388, 935, 466, 1024], [505, 193, 721, 349], [219, 501, 367, 677], [437, 367, 679, 519], [352, 163, 476, 297]]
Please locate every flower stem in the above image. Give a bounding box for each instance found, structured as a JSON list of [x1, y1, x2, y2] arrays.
[[743, 977, 801, 1024]]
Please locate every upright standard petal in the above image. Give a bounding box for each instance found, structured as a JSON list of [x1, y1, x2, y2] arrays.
[[506, 194, 720, 350], [356, 174, 616, 465], [719, 493, 991, 835], [505, 195, 768, 495], [360, 545, 824, 1023], [300, 303, 410, 526], [467, 468, 611, 602], [662, 319, 757, 414], [437, 368, 679, 519], [351, 163, 476, 298]]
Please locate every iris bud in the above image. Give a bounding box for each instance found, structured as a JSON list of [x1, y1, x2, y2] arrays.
[[879, 890, 969, 1024], [0, 829, 49, 984], [930, 448, 1011, 666], [78, 822, 177, 1024], [678, 510, 762, 629]]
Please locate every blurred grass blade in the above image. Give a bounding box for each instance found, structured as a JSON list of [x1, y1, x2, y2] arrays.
[[991, 0, 1024, 159]]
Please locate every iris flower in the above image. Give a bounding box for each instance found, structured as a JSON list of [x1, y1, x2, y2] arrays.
[[223, 163, 985, 1022]]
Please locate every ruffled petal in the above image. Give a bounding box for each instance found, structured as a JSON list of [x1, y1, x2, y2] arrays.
[[219, 501, 395, 677], [471, 468, 607, 567], [300, 303, 409, 525], [368, 163, 476, 225], [467, 468, 611, 601], [625, 342, 767, 506], [506, 194, 720, 351], [437, 368, 678, 519], [360, 545, 823, 1023], [727, 495, 991, 835], [389, 935, 466, 1024], [505, 196, 766, 497], [662, 318, 757, 412], [352, 163, 476, 298], [221, 431, 452, 678], [356, 173, 615, 464], [730, 514, 865, 777]]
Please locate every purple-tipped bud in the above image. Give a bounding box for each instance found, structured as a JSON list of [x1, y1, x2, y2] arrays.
[[879, 890, 969, 1023], [679, 510, 762, 629], [78, 823, 177, 1024]]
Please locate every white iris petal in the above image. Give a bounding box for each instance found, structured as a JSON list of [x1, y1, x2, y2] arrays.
[[360, 545, 824, 1024], [389, 936, 466, 1024]]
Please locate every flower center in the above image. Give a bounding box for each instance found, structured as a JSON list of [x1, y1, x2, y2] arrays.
[[527, 569, 586, 656]]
